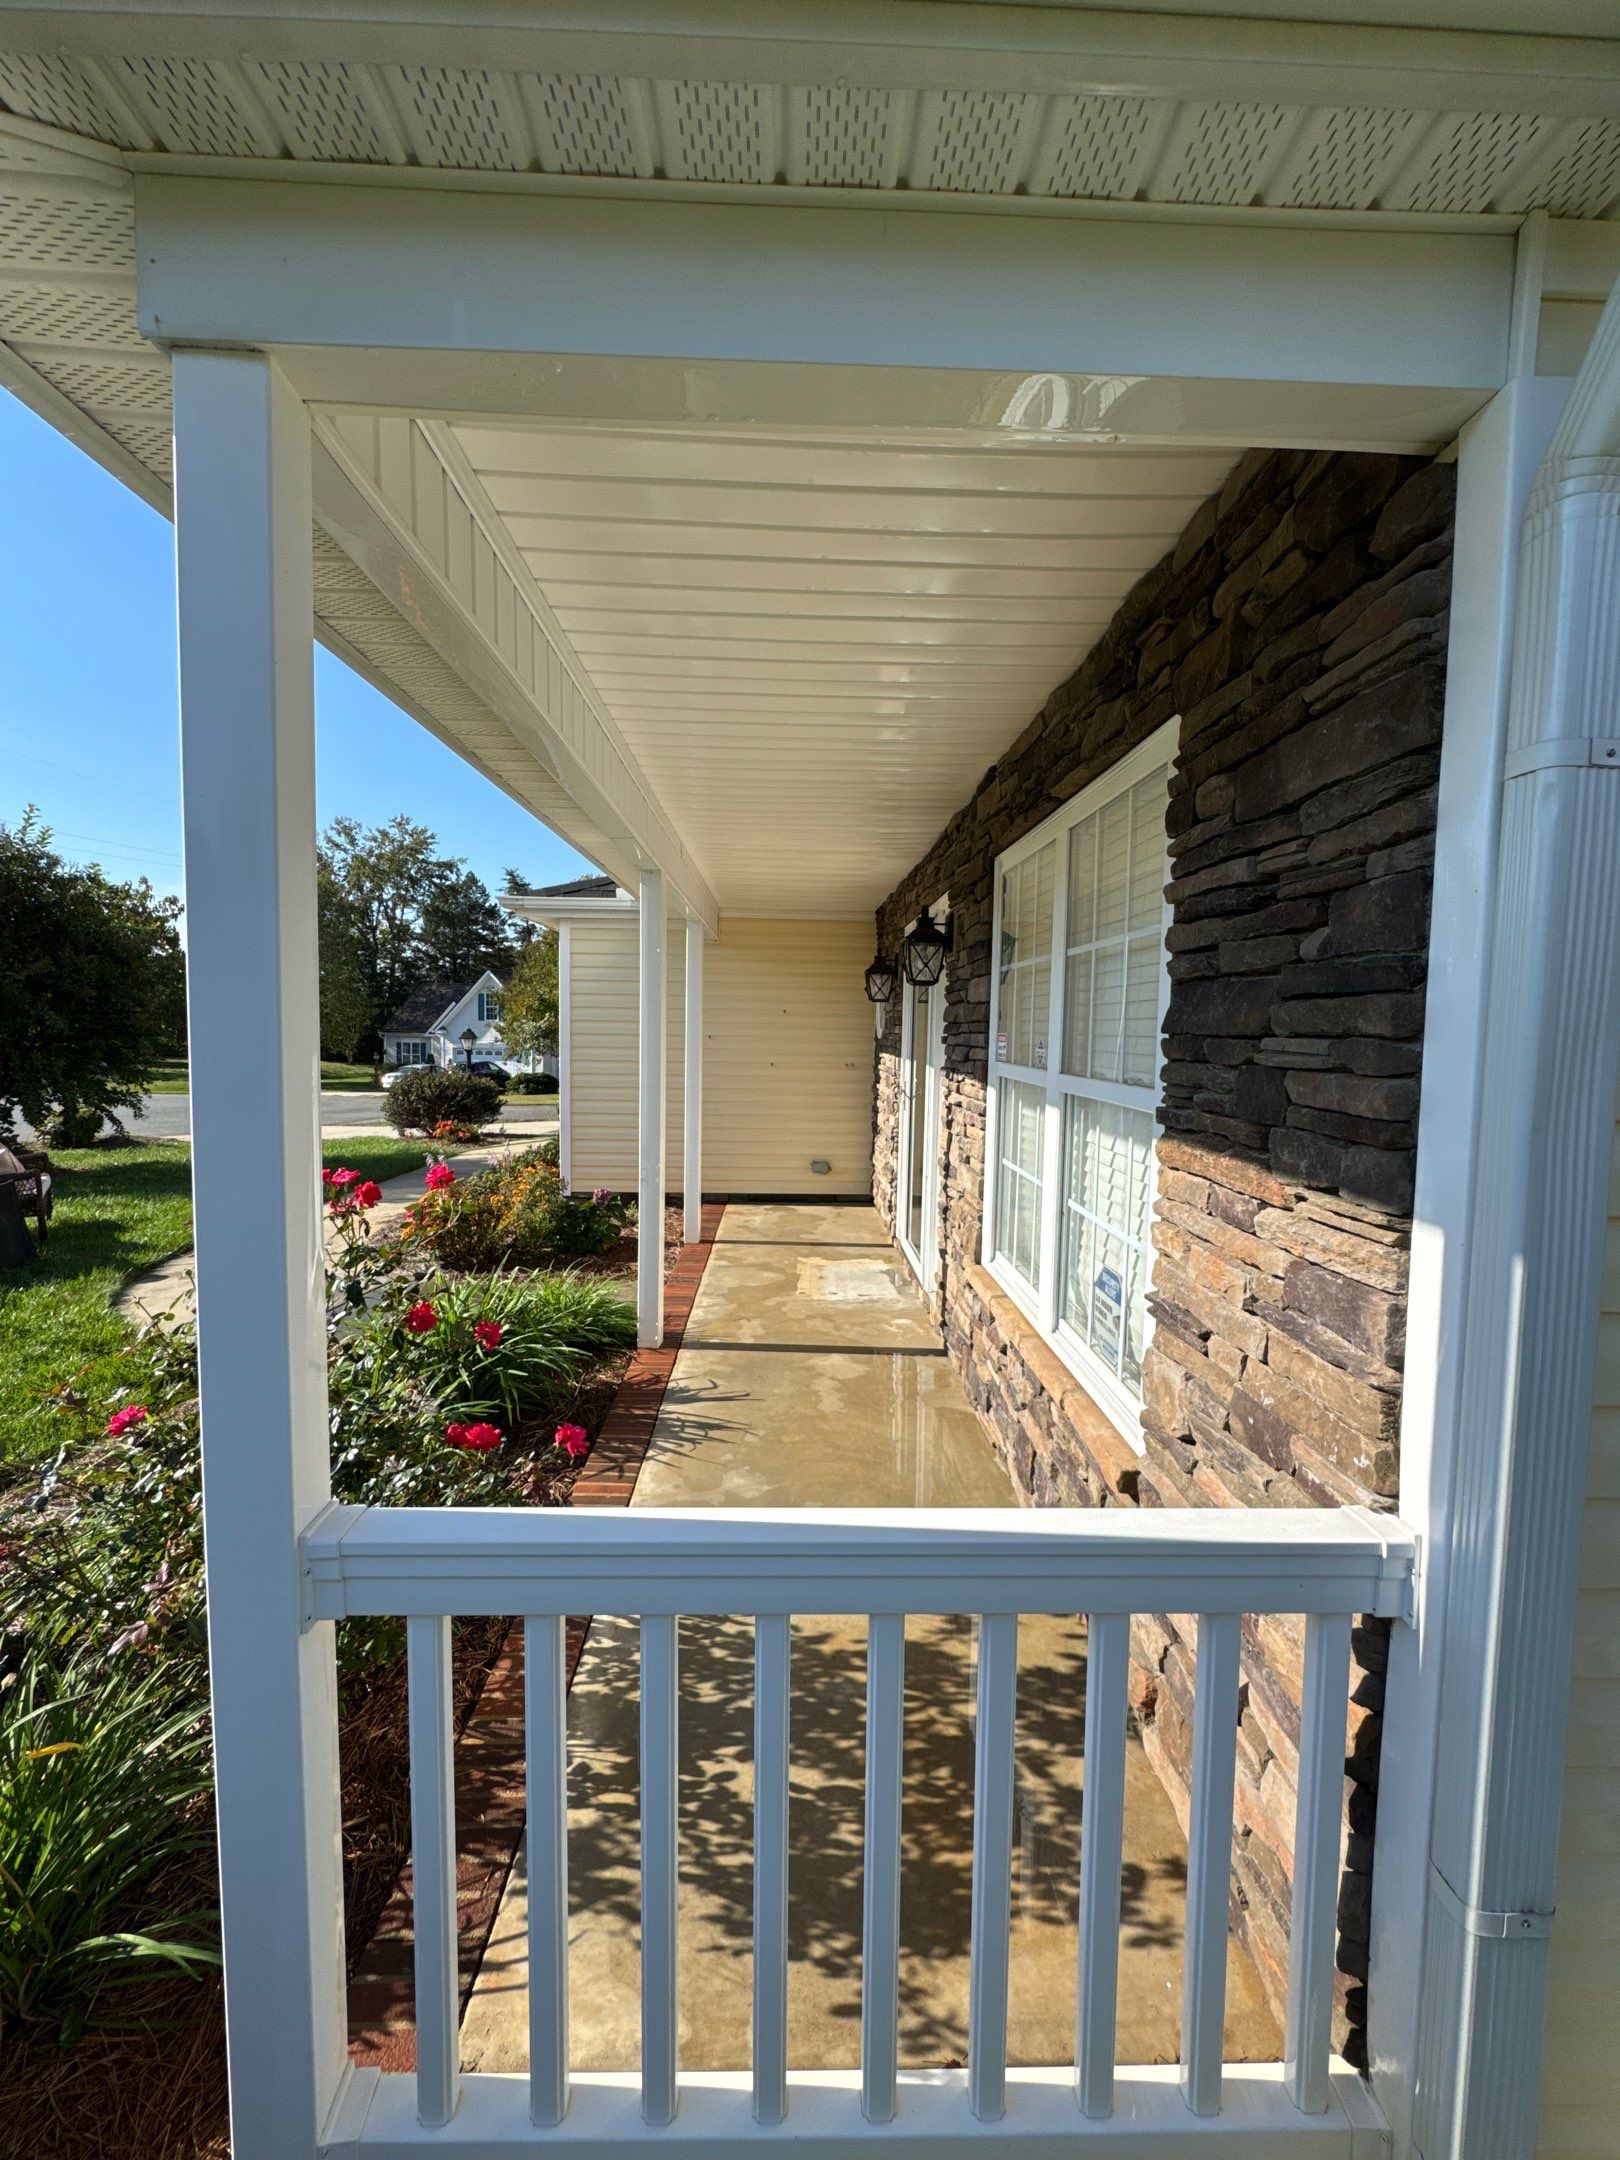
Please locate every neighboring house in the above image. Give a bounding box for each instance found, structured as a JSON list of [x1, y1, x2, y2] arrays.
[[7, 11, 1620, 2160], [378, 971, 553, 1076], [503, 878, 872, 1196]]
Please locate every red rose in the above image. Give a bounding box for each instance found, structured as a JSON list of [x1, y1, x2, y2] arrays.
[[446, 1420, 503, 1452], [405, 1301, 438, 1333], [554, 1421, 591, 1462], [355, 1180, 383, 1208], [425, 1162, 456, 1191], [106, 1404, 149, 1437]]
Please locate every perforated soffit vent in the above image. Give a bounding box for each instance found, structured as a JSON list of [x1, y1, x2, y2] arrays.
[[0, 52, 1619, 217]]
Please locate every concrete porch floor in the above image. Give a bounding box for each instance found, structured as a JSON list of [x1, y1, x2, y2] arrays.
[[459, 1204, 1278, 2076]]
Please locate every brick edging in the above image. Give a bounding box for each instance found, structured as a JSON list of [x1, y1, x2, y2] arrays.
[[348, 1203, 726, 2068]]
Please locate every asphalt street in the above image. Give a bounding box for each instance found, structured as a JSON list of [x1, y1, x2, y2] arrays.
[[64, 1093, 559, 1141]]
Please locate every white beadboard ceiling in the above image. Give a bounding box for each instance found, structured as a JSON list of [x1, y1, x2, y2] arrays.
[[448, 422, 1237, 914]]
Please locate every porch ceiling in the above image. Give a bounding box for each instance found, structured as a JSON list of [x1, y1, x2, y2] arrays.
[[445, 421, 1237, 915]]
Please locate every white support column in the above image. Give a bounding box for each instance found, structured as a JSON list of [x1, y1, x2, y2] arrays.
[[1369, 371, 1568, 2150], [1413, 280, 1620, 2160], [683, 915, 704, 1247], [638, 867, 666, 1348], [172, 350, 347, 2159]]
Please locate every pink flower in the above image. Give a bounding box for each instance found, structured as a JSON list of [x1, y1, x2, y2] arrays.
[[446, 1420, 502, 1452], [404, 1301, 438, 1334], [554, 1421, 591, 1462], [473, 1319, 503, 1351], [330, 1167, 359, 1188], [321, 1168, 335, 1186], [591, 1187, 612, 1205], [425, 1162, 456, 1191], [106, 1404, 149, 1437], [354, 1180, 383, 1208]]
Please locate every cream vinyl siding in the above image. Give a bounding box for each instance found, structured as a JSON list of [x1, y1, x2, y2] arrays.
[[1539, 1075, 1620, 2159], [564, 916, 873, 1197], [566, 918, 684, 1194]]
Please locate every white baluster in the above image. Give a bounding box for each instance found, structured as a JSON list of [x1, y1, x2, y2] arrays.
[[861, 1613, 906, 2123], [1076, 1613, 1130, 2118], [641, 1615, 680, 2125], [968, 1613, 1019, 2122], [1180, 1613, 1242, 2117], [1285, 1612, 1353, 2113], [753, 1614, 791, 2124], [526, 1615, 570, 2127], [406, 1614, 460, 2127]]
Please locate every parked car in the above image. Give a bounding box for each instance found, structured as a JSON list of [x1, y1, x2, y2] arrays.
[[466, 1059, 509, 1083]]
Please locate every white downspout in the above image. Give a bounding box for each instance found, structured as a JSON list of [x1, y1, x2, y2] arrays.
[[1413, 280, 1620, 2158]]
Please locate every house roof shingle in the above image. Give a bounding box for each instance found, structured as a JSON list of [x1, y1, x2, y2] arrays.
[[515, 873, 620, 901], [381, 981, 475, 1034]]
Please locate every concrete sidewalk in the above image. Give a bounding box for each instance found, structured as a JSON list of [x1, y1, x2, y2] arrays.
[[112, 1141, 518, 1326], [459, 1204, 1278, 2080]]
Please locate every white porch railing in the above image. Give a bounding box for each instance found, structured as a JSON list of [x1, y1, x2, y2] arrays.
[[303, 1505, 1412, 2158]]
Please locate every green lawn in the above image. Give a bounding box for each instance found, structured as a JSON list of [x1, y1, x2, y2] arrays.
[[0, 1136, 429, 1472], [144, 1060, 382, 1094]]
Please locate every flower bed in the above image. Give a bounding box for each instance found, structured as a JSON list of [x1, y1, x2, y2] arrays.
[[0, 1151, 648, 2149]]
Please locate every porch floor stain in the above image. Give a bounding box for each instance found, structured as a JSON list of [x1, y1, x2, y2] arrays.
[[459, 1204, 1279, 2078]]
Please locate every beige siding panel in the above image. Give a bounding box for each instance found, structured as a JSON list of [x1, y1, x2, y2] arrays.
[[563, 915, 873, 1198], [702, 918, 874, 1196], [1539, 1080, 1620, 2157], [565, 917, 683, 1193]]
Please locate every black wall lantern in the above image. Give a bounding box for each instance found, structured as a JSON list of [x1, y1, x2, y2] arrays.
[[459, 1027, 478, 1069], [863, 954, 899, 1006], [901, 914, 952, 988]]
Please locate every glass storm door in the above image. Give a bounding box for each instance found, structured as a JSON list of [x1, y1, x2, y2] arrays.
[[898, 974, 944, 1289]]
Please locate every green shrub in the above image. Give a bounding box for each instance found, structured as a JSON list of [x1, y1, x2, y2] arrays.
[[382, 1066, 502, 1137], [0, 1652, 219, 2043], [37, 1102, 104, 1148], [352, 1268, 634, 1428], [403, 1148, 629, 1271], [506, 1072, 558, 1096]]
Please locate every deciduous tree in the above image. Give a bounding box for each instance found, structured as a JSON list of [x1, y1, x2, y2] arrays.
[[0, 811, 187, 1143]]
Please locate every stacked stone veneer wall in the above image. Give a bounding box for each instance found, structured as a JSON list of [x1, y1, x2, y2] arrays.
[[873, 447, 1455, 2062]]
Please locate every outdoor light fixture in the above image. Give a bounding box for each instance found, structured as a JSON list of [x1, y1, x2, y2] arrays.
[[863, 955, 899, 1005], [901, 914, 952, 988], [459, 1027, 477, 1069]]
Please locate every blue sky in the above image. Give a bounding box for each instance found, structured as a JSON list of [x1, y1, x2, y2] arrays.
[[0, 389, 593, 913]]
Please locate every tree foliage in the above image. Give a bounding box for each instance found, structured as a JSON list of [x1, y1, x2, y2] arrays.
[[502, 927, 560, 1063], [318, 816, 517, 1058], [0, 812, 187, 1143], [316, 857, 371, 1062]]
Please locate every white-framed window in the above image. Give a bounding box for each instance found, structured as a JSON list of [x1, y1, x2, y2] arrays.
[[477, 991, 503, 1024], [395, 1040, 431, 1067], [983, 718, 1176, 1445]]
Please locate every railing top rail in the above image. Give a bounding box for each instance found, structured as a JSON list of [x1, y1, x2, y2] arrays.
[[302, 1503, 1415, 1624]]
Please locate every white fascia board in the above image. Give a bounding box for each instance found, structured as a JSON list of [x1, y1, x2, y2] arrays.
[[6, 0, 1619, 120], [502, 895, 634, 927], [308, 414, 719, 933], [135, 175, 1513, 416]]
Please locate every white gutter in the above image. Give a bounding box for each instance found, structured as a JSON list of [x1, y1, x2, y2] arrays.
[[1412, 278, 1620, 2159]]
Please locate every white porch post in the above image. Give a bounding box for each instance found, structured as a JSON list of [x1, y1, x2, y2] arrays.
[[1412, 282, 1620, 2160], [683, 915, 704, 1246], [172, 352, 347, 2157], [1369, 371, 1568, 2151], [638, 867, 666, 1347]]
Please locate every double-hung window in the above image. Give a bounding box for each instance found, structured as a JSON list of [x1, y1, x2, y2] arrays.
[[477, 991, 504, 1024], [985, 718, 1175, 1442]]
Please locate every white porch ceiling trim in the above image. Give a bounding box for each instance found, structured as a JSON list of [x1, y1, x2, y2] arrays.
[[1, 0, 1619, 162], [314, 408, 720, 931]]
